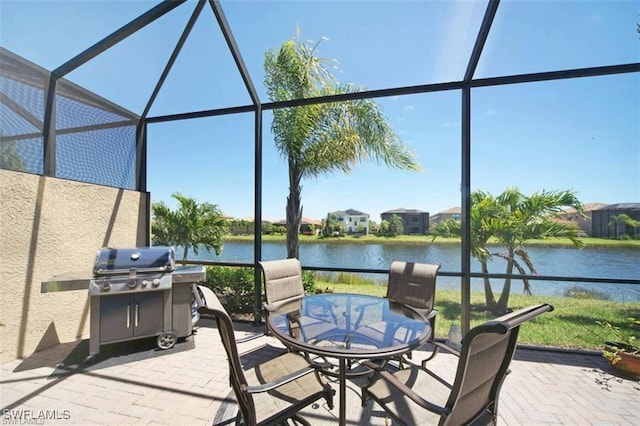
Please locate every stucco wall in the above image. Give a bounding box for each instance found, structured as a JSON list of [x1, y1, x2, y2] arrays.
[[0, 169, 149, 363]]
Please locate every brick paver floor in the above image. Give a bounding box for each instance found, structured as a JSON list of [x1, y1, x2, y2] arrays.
[[1, 318, 638, 425]]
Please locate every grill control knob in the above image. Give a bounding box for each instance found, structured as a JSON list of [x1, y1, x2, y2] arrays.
[[101, 282, 110, 292], [152, 278, 161, 287], [141, 280, 148, 287]]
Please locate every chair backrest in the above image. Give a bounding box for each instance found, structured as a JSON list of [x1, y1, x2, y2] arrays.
[[198, 295, 257, 425], [259, 258, 304, 313], [386, 261, 440, 312], [442, 303, 554, 426]]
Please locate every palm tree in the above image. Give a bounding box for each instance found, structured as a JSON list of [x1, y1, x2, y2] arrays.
[[609, 214, 638, 239], [490, 188, 584, 313], [431, 191, 502, 308], [151, 192, 228, 265], [264, 30, 420, 258], [389, 214, 404, 237], [608, 214, 626, 238], [431, 188, 585, 314], [625, 217, 640, 239]]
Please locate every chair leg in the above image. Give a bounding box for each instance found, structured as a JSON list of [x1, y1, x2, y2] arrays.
[[421, 343, 440, 367]]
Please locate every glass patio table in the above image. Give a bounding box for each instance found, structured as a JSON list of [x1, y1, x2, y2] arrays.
[[267, 293, 431, 426]]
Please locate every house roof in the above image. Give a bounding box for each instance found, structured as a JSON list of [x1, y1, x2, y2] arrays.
[[332, 208, 368, 216], [381, 208, 427, 214], [437, 206, 461, 214], [602, 203, 640, 211], [562, 202, 608, 214]]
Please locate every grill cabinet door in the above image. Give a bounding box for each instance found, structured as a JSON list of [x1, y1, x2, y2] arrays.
[[100, 294, 134, 342], [99, 292, 166, 343], [134, 292, 165, 336]]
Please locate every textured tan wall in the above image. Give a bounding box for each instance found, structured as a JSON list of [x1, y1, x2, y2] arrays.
[[0, 169, 149, 363]]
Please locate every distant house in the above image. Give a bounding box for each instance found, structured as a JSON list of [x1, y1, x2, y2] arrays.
[[554, 202, 608, 236], [430, 206, 461, 227], [380, 208, 430, 235], [272, 217, 322, 235], [332, 209, 370, 235], [590, 203, 640, 238]]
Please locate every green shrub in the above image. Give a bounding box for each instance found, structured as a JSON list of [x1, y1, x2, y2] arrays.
[[204, 266, 256, 314], [202, 265, 317, 314], [302, 270, 317, 294]]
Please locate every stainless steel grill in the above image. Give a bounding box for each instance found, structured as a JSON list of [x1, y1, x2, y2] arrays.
[[89, 246, 175, 295], [42, 246, 205, 365]]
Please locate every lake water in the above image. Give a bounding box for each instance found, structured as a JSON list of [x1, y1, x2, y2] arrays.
[[183, 241, 640, 302]]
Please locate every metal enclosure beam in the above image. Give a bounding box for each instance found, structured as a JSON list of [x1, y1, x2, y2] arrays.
[[460, 87, 472, 335], [459, 0, 500, 334], [42, 76, 57, 176], [208, 0, 260, 106], [136, 121, 147, 192], [253, 107, 263, 323], [141, 0, 206, 120], [464, 0, 499, 82], [52, 0, 187, 79]]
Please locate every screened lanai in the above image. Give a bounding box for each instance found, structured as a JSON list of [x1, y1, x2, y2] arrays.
[[1, 0, 639, 342]]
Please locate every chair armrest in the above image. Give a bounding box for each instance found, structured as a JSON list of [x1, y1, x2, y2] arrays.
[[433, 340, 460, 357], [364, 364, 450, 416], [242, 365, 316, 394], [262, 301, 273, 312], [424, 309, 437, 321]]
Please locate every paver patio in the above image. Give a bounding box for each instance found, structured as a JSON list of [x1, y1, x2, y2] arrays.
[[1, 318, 638, 425]]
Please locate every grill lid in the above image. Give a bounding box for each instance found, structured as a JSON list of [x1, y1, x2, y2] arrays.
[[93, 246, 176, 276]]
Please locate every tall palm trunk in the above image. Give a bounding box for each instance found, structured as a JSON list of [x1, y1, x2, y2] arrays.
[[496, 249, 515, 313], [481, 261, 497, 309], [182, 246, 189, 266], [286, 163, 303, 259]]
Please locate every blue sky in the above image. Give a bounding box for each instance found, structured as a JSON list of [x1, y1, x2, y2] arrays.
[[1, 0, 638, 221]]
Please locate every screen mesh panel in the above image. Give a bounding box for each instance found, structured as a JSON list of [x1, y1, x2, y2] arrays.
[[53, 78, 138, 189], [0, 137, 43, 174], [1, 48, 140, 190], [0, 98, 40, 137], [55, 79, 136, 130], [0, 75, 45, 137], [0, 49, 47, 174], [56, 125, 137, 189]]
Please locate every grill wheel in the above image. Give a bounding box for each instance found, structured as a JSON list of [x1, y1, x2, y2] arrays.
[[157, 332, 177, 350]]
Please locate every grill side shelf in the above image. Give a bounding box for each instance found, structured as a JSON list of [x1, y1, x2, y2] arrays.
[[41, 271, 91, 293]]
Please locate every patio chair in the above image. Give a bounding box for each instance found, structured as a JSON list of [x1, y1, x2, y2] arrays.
[[198, 295, 334, 426], [260, 258, 306, 320], [361, 303, 554, 426], [193, 284, 264, 344], [259, 258, 338, 337], [387, 261, 441, 362], [354, 261, 441, 366]]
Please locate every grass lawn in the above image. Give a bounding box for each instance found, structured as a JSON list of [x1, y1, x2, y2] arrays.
[[315, 281, 640, 351]]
